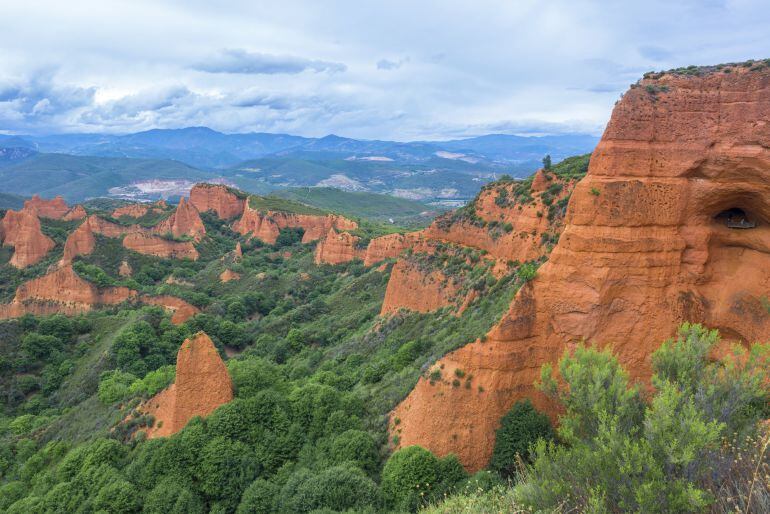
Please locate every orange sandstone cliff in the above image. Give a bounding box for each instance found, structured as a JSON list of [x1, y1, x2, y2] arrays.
[[24, 194, 70, 219], [142, 332, 233, 438], [0, 264, 136, 318], [1, 208, 56, 268], [234, 202, 358, 245], [314, 228, 365, 264], [62, 205, 87, 221], [189, 183, 246, 220], [153, 197, 206, 241], [123, 233, 199, 261], [391, 65, 770, 472]]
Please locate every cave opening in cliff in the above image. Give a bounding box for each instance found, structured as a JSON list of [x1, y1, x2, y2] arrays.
[[714, 207, 757, 229]]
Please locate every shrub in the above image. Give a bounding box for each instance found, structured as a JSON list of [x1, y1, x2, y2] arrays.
[[489, 399, 554, 477], [284, 464, 380, 512], [381, 446, 467, 511], [237, 479, 279, 514], [514, 324, 770, 512]]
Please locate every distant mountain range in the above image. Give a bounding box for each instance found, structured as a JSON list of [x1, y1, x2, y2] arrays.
[[0, 127, 598, 204]]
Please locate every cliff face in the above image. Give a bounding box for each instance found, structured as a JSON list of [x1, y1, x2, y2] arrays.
[[392, 66, 770, 472], [313, 228, 365, 264], [234, 204, 358, 245], [153, 197, 206, 241], [1, 208, 56, 268], [381, 259, 461, 315], [62, 205, 87, 221], [0, 264, 136, 318], [143, 332, 233, 438], [24, 194, 70, 219], [123, 233, 199, 260], [61, 219, 96, 264], [189, 184, 245, 220]]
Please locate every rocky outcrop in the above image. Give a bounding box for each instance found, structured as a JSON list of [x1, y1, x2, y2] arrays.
[[0, 265, 136, 318], [123, 233, 199, 260], [112, 203, 152, 218], [1, 208, 55, 268], [364, 233, 414, 266], [119, 260, 132, 277], [233, 242, 242, 260], [314, 228, 365, 264], [61, 219, 96, 264], [63, 205, 87, 221], [234, 203, 358, 245], [232, 203, 281, 243], [392, 64, 770, 472], [219, 269, 241, 283], [142, 332, 233, 438], [381, 259, 461, 315], [24, 194, 70, 219], [189, 183, 245, 220], [153, 197, 206, 241], [142, 295, 199, 324]]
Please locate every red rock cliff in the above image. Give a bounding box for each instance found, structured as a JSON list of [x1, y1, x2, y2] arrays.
[[123, 233, 199, 260], [0, 264, 136, 318], [24, 194, 70, 219], [314, 228, 365, 264], [392, 65, 770, 472], [153, 197, 206, 241], [142, 332, 233, 438], [189, 183, 245, 220], [234, 203, 358, 245], [1, 208, 55, 268]]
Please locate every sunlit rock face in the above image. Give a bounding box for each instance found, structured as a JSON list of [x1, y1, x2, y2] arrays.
[[392, 65, 770, 472]]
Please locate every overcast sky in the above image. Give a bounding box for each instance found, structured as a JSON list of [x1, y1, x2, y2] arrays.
[[1, 0, 769, 140]]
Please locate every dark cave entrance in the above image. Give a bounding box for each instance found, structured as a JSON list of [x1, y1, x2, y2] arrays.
[[714, 207, 757, 229]]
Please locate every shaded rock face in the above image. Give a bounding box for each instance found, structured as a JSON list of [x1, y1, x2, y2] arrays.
[[24, 194, 70, 219], [153, 197, 206, 241], [0, 265, 136, 318], [392, 66, 770, 472], [143, 332, 233, 438], [1, 208, 55, 268], [123, 233, 199, 260], [189, 183, 245, 220], [63, 205, 87, 221], [234, 204, 358, 244], [111, 200, 165, 219], [314, 228, 365, 264]]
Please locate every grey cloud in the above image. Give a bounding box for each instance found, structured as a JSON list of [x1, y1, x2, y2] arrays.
[[376, 57, 409, 70], [192, 49, 346, 75]]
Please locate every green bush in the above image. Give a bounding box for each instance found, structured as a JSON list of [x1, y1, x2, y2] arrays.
[[489, 399, 553, 477], [283, 464, 380, 512], [514, 323, 770, 512], [381, 446, 467, 512]]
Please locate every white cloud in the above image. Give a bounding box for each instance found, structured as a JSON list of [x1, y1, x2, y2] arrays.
[[0, 0, 769, 138]]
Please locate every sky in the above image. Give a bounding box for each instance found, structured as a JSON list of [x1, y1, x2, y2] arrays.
[[1, 0, 769, 140]]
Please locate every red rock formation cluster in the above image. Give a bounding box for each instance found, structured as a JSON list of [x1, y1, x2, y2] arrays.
[[0, 264, 136, 318], [1, 208, 56, 268], [392, 65, 770, 472], [141, 332, 233, 438], [24, 194, 70, 219], [189, 183, 245, 220], [234, 203, 358, 245], [153, 197, 206, 241]]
